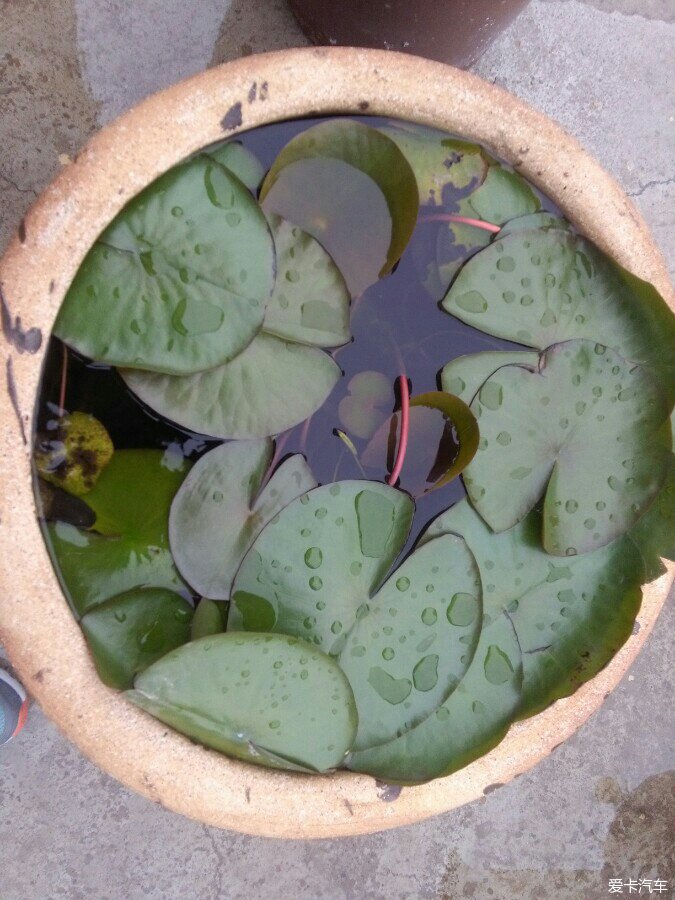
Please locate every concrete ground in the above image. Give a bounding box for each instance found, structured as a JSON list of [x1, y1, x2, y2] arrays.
[[1, 1, 673, 897]]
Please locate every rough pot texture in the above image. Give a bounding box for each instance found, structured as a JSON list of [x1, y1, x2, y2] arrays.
[[0, 48, 672, 839]]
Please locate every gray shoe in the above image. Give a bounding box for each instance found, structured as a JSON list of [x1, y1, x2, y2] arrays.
[[0, 669, 28, 744]]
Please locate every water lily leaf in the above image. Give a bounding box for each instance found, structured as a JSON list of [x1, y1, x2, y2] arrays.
[[191, 599, 227, 640], [629, 460, 675, 580], [260, 119, 419, 288], [122, 332, 341, 440], [169, 439, 316, 599], [262, 213, 351, 348], [54, 155, 275, 374], [347, 612, 522, 785], [80, 587, 193, 689], [35, 411, 114, 496], [338, 534, 482, 751], [379, 124, 488, 206], [338, 371, 392, 440], [443, 229, 675, 406], [203, 140, 265, 192], [498, 211, 570, 237], [362, 391, 479, 493], [422, 498, 644, 719], [441, 350, 539, 404], [43, 450, 190, 617], [127, 633, 358, 774], [463, 340, 671, 554], [228, 481, 414, 652]]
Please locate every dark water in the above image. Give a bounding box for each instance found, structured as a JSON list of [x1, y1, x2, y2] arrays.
[[35, 115, 559, 555]]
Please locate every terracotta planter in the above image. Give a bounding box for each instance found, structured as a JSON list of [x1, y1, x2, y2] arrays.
[[0, 48, 672, 839]]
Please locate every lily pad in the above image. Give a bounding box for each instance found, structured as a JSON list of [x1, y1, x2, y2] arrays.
[[191, 599, 227, 640], [54, 155, 275, 375], [421, 499, 644, 718], [338, 371, 392, 440], [262, 213, 351, 348], [228, 481, 414, 652], [169, 439, 316, 599], [379, 124, 487, 206], [122, 332, 341, 439], [463, 340, 671, 554], [498, 211, 570, 237], [80, 587, 193, 689], [347, 612, 522, 785], [44, 450, 190, 617], [203, 140, 265, 192], [443, 229, 675, 406], [441, 350, 539, 404], [128, 633, 358, 773], [260, 119, 418, 289], [629, 460, 675, 580], [35, 411, 113, 496]]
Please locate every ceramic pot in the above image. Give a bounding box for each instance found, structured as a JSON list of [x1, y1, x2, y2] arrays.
[[0, 48, 672, 839]]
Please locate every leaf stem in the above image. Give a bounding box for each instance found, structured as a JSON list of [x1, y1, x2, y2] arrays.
[[419, 214, 501, 234], [58, 342, 68, 416], [387, 375, 410, 486]]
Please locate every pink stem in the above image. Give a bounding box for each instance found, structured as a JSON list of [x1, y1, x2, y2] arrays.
[[419, 213, 501, 234], [387, 375, 410, 486]]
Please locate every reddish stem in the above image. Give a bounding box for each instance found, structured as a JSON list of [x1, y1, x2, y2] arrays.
[[419, 213, 501, 234], [387, 375, 410, 486], [58, 343, 68, 416]]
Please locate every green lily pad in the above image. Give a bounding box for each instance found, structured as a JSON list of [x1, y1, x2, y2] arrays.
[[347, 612, 522, 785], [262, 213, 351, 348], [443, 229, 675, 406], [169, 439, 316, 599], [35, 411, 114, 496], [629, 460, 675, 580], [463, 340, 671, 554], [338, 534, 481, 751], [127, 633, 358, 773], [80, 587, 193, 689], [421, 498, 644, 718], [228, 481, 414, 652], [441, 350, 539, 405], [338, 371, 392, 440], [379, 124, 488, 206], [44, 450, 190, 617], [54, 155, 275, 374], [122, 331, 341, 439], [203, 140, 265, 192], [260, 119, 418, 290], [191, 599, 227, 640], [498, 211, 570, 237]]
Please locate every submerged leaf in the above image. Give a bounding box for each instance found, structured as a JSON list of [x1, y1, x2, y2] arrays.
[[54, 155, 275, 374], [35, 412, 113, 496], [338, 371, 392, 440], [421, 499, 644, 718], [128, 633, 358, 773], [463, 340, 671, 554], [122, 332, 341, 439], [80, 587, 193, 689], [441, 350, 539, 404], [169, 440, 316, 599]]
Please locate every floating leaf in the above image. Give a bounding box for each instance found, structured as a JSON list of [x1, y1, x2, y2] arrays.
[[229, 481, 414, 652], [362, 391, 479, 493], [338, 371, 392, 440], [44, 450, 190, 617], [422, 499, 644, 718], [347, 613, 522, 785], [169, 440, 316, 599], [122, 332, 341, 439], [191, 599, 226, 640], [463, 340, 671, 554], [262, 213, 351, 348], [128, 633, 358, 773], [441, 350, 539, 404], [338, 534, 481, 751], [260, 119, 419, 292], [80, 587, 193, 689], [35, 412, 113, 496], [203, 139, 265, 192], [379, 124, 487, 206], [443, 229, 675, 406], [629, 460, 675, 580], [54, 155, 275, 374], [498, 211, 570, 237]]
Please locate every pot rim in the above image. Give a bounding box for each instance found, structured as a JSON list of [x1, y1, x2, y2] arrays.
[[0, 47, 672, 839]]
